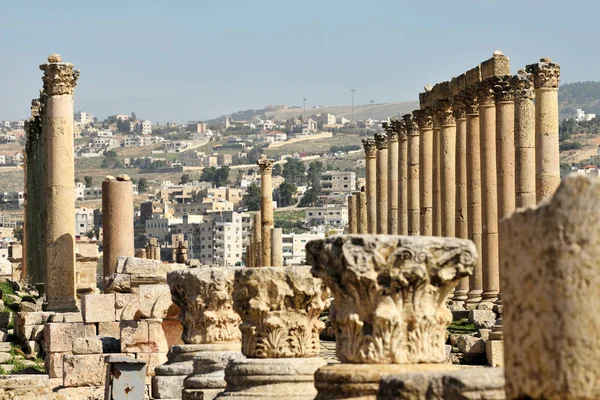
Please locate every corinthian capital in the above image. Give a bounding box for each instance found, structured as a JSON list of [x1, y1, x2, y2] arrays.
[[257, 156, 274, 174], [434, 100, 456, 126], [476, 79, 496, 106], [39, 54, 79, 96], [511, 69, 534, 100], [306, 235, 477, 364], [362, 138, 377, 157], [233, 266, 329, 358], [382, 119, 405, 141], [463, 88, 479, 114], [492, 75, 514, 103], [402, 113, 420, 136], [374, 132, 388, 150], [413, 109, 433, 130], [526, 57, 560, 89], [167, 267, 241, 344]]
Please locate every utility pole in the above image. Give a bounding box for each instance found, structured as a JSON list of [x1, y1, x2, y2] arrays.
[[351, 89, 356, 122], [303, 98, 306, 120]]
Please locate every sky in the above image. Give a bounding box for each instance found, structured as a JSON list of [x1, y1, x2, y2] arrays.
[[0, 0, 597, 123]]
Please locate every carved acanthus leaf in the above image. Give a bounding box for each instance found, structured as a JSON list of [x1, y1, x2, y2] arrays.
[[39, 56, 79, 96], [362, 138, 377, 157], [492, 75, 514, 103], [526, 58, 560, 89], [374, 132, 388, 150], [511, 70, 534, 100], [257, 156, 274, 173], [413, 109, 433, 130]]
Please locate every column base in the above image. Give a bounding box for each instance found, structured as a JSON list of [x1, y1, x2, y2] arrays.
[[45, 298, 79, 313], [451, 289, 468, 303], [182, 346, 243, 400], [314, 363, 461, 400], [217, 357, 326, 399], [465, 290, 482, 306], [481, 290, 499, 303], [485, 340, 504, 368]]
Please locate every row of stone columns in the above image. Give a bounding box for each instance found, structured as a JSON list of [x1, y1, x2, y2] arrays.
[[358, 52, 560, 309]]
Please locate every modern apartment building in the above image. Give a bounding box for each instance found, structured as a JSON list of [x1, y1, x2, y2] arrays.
[[320, 171, 356, 193]]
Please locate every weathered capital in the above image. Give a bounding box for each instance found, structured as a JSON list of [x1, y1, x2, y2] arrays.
[[233, 266, 330, 358], [413, 109, 433, 130], [257, 156, 274, 174], [452, 95, 467, 120], [476, 79, 496, 106], [435, 101, 456, 126], [402, 113, 420, 136], [362, 138, 377, 157], [39, 54, 79, 96], [492, 75, 514, 103], [382, 119, 405, 141], [306, 235, 477, 364], [374, 132, 388, 150], [167, 267, 241, 344], [463, 88, 479, 115], [526, 57, 560, 89], [511, 69, 534, 100]]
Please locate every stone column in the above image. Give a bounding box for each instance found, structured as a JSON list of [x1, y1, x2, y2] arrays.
[[40, 54, 79, 312], [493, 75, 516, 220], [500, 175, 600, 400], [306, 235, 476, 399], [454, 101, 469, 305], [404, 114, 420, 235], [102, 175, 135, 279], [415, 110, 433, 236], [374, 133, 388, 234], [217, 267, 329, 399], [253, 213, 261, 267], [432, 118, 441, 236], [478, 80, 499, 304], [357, 189, 367, 234], [398, 123, 408, 235], [527, 58, 561, 202], [465, 91, 483, 305], [437, 102, 456, 237], [512, 70, 536, 209], [258, 156, 274, 266], [161, 267, 242, 400], [347, 194, 357, 234], [270, 228, 283, 267], [362, 139, 377, 234], [247, 237, 254, 268], [387, 128, 399, 234]]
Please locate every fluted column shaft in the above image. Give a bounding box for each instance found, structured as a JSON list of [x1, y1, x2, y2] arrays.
[[362, 139, 377, 234], [387, 135, 399, 234], [512, 71, 536, 208], [375, 133, 388, 234], [479, 83, 499, 303], [527, 58, 561, 202]]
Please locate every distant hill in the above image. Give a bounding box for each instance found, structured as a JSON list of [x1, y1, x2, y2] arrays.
[[264, 101, 419, 122], [559, 81, 600, 119]]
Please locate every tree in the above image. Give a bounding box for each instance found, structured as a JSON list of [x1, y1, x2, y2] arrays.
[[272, 164, 282, 177], [243, 183, 261, 211], [117, 119, 131, 133], [12, 227, 23, 243], [137, 177, 149, 193], [298, 187, 320, 207], [130, 112, 137, 122], [86, 229, 95, 239], [278, 182, 297, 207], [84, 176, 93, 188], [200, 166, 230, 187], [307, 161, 324, 188], [180, 174, 191, 184], [282, 159, 306, 186]]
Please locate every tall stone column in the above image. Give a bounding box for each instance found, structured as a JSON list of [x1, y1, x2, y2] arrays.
[[527, 58, 561, 202], [247, 235, 255, 267], [478, 80, 499, 304], [258, 157, 274, 266], [512, 70, 536, 209], [454, 101, 469, 304], [374, 133, 388, 234], [347, 194, 357, 234], [253, 213, 261, 267], [465, 91, 483, 305], [362, 139, 377, 234], [40, 54, 79, 312], [437, 102, 456, 237], [102, 175, 135, 279], [270, 228, 283, 267], [404, 114, 420, 236], [415, 110, 433, 236], [356, 189, 367, 234], [432, 118, 441, 236], [500, 176, 600, 400], [398, 123, 408, 235], [306, 235, 476, 399], [493, 75, 516, 220], [387, 128, 399, 234]]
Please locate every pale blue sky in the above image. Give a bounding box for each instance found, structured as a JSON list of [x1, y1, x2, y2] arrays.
[[0, 0, 595, 122]]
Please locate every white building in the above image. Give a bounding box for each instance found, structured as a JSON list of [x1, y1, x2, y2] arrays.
[[146, 215, 185, 242], [75, 111, 94, 125], [75, 207, 95, 238], [282, 232, 324, 265], [320, 171, 356, 193], [575, 109, 596, 122], [321, 113, 337, 126], [301, 119, 318, 134], [304, 205, 348, 229], [255, 119, 277, 130], [122, 135, 165, 147], [336, 116, 350, 125], [262, 131, 287, 144], [138, 120, 152, 135]]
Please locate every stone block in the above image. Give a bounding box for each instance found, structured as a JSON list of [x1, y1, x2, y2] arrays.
[[46, 351, 70, 378], [63, 354, 108, 387], [18, 324, 44, 342], [81, 293, 116, 322], [162, 318, 183, 347], [16, 311, 52, 327], [468, 309, 496, 330], [139, 284, 170, 318], [486, 340, 504, 367], [47, 312, 83, 323], [44, 323, 96, 353], [447, 352, 487, 365], [0, 364, 14, 373], [0, 329, 8, 342], [72, 337, 103, 355], [153, 375, 187, 399], [457, 335, 486, 354], [0, 353, 11, 364], [0, 343, 11, 353], [120, 320, 150, 353], [137, 352, 168, 378], [76, 261, 98, 294], [75, 243, 100, 259], [105, 273, 131, 293], [479, 328, 491, 341], [148, 320, 169, 353], [19, 301, 40, 312], [115, 293, 138, 320], [98, 321, 120, 339]]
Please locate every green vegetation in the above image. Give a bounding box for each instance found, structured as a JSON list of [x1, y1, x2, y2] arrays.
[[200, 166, 230, 187], [559, 81, 600, 118], [243, 183, 260, 211], [0, 344, 45, 375], [274, 209, 308, 234], [447, 318, 477, 334]]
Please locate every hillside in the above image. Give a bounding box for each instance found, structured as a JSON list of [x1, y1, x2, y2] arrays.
[[559, 81, 600, 119], [265, 101, 419, 121]]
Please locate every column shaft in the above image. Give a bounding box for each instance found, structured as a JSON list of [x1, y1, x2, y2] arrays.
[[253, 213, 262, 267], [416, 110, 433, 236], [405, 115, 420, 235], [348, 194, 357, 234], [494, 76, 516, 220], [432, 124, 441, 236], [375, 133, 388, 234], [455, 111, 469, 302], [357, 191, 367, 234], [270, 228, 283, 267], [398, 134, 408, 235], [102, 179, 135, 278], [387, 137, 399, 234], [362, 139, 377, 234], [512, 71, 536, 208], [439, 105, 456, 237], [258, 158, 274, 267]]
